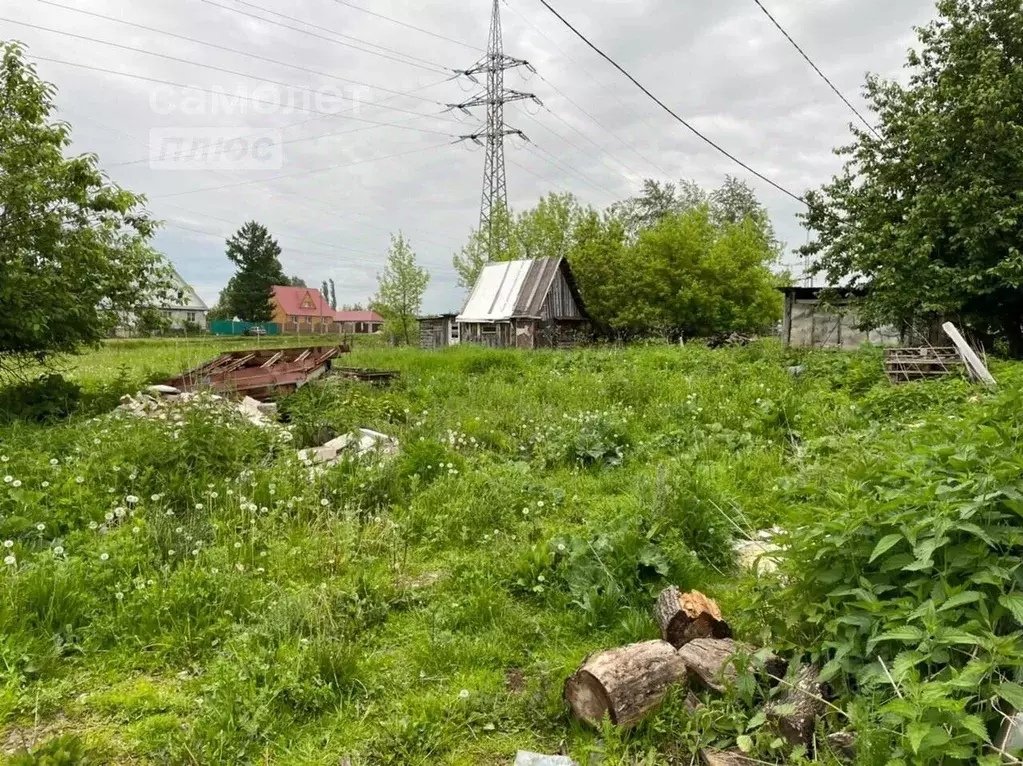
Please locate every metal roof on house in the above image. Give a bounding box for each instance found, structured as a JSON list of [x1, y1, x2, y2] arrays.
[[457, 257, 565, 322]]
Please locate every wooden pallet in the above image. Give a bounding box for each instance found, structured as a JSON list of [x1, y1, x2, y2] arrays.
[[884, 347, 965, 383]]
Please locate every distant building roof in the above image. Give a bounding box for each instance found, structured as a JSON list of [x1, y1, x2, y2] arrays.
[[457, 257, 572, 323], [272, 285, 332, 317], [334, 310, 384, 323], [162, 266, 208, 311]]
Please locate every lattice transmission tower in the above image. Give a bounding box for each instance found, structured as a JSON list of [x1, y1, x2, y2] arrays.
[[451, 0, 540, 259]]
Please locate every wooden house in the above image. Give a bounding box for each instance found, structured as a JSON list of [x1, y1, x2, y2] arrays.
[[419, 313, 459, 350], [456, 257, 591, 349]]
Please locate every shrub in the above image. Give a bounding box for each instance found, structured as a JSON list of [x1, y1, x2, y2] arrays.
[[0, 374, 81, 423]]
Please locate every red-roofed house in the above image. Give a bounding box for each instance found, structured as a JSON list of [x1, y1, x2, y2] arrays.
[[271, 285, 335, 333], [334, 310, 384, 335]]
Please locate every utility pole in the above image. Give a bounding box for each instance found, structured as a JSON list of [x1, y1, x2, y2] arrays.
[[451, 0, 540, 260]]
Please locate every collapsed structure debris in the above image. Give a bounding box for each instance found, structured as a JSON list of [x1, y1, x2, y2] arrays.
[[164, 345, 349, 401], [885, 322, 996, 386], [331, 367, 400, 385]]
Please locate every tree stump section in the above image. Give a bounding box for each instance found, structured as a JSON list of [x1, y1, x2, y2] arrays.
[[765, 665, 826, 747], [655, 587, 731, 648], [564, 640, 688, 728]]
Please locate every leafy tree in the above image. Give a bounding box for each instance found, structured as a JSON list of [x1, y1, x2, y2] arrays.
[[373, 233, 429, 345], [0, 42, 168, 372], [452, 205, 516, 289], [287, 275, 307, 288], [321, 280, 330, 306], [801, 0, 1023, 353], [222, 222, 286, 322], [609, 179, 707, 239], [328, 279, 337, 310], [571, 206, 783, 337]]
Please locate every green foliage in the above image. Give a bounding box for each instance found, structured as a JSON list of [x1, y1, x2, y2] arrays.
[[220, 221, 286, 322], [373, 232, 428, 346], [1, 338, 1019, 763], [0, 42, 169, 371], [0, 374, 81, 423], [802, 0, 1023, 354], [8, 734, 101, 765]]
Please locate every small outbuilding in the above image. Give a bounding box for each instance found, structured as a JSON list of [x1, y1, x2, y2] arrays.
[[419, 313, 460, 350], [457, 257, 591, 349], [779, 286, 942, 349]]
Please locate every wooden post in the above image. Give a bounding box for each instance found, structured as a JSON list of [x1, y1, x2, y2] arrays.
[[943, 322, 996, 387]]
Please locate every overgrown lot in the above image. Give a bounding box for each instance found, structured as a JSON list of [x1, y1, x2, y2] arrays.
[[1, 340, 1020, 764]]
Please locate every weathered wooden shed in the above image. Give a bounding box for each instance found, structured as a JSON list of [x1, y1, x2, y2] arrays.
[[418, 313, 459, 350], [457, 257, 591, 349], [779, 287, 940, 349]]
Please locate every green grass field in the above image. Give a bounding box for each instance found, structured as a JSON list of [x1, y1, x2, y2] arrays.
[[1, 340, 1020, 764]]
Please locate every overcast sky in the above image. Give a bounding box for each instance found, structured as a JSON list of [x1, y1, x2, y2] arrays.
[[4, 0, 937, 312]]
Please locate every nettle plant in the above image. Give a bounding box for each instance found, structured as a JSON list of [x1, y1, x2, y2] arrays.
[[761, 388, 1023, 763]]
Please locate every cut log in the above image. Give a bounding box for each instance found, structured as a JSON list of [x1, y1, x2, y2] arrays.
[[677, 638, 741, 693], [764, 664, 826, 748], [700, 749, 758, 765], [564, 640, 688, 728], [826, 731, 856, 760], [654, 587, 731, 648]]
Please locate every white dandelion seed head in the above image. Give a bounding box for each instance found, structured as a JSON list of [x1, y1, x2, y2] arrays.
[[3, 476, 11, 484], [115, 591, 124, 600], [132, 526, 140, 534], [88, 521, 98, 530], [235, 563, 245, 572], [2, 540, 12, 549], [12, 480, 21, 488], [75, 476, 84, 484], [458, 689, 470, 699], [36, 523, 44, 531], [168, 550, 175, 556], [99, 552, 109, 561], [105, 512, 114, 522], [49, 458, 58, 466], [234, 542, 242, 549], [41, 481, 50, 488], [3, 555, 15, 566], [320, 499, 329, 507], [125, 495, 139, 505]]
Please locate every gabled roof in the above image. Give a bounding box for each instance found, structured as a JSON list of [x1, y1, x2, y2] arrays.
[[272, 285, 332, 317], [457, 257, 584, 322], [162, 266, 208, 311], [334, 310, 384, 323]]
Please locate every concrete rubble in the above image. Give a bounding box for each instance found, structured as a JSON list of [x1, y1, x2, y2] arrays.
[[119, 386, 278, 428], [733, 528, 783, 575], [514, 752, 577, 766], [298, 428, 400, 467]]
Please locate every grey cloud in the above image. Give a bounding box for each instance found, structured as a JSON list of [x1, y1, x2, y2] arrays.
[[3, 0, 938, 308]]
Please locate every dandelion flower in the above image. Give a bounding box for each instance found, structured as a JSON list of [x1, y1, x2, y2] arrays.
[[3, 555, 15, 566], [194, 503, 204, 511], [320, 499, 329, 507], [41, 481, 50, 488], [132, 527, 140, 535], [459, 689, 470, 699], [49, 458, 58, 466], [3, 476, 11, 484], [537, 500, 545, 508], [99, 552, 109, 561], [105, 512, 114, 522], [0, 455, 6, 462], [235, 563, 245, 572], [234, 542, 242, 549], [12, 480, 21, 488], [75, 476, 84, 484], [115, 591, 124, 600], [88, 521, 98, 530], [151, 494, 160, 502], [557, 543, 566, 552], [2, 540, 12, 549], [53, 546, 64, 556], [36, 523, 44, 532], [192, 549, 199, 556], [125, 495, 139, 505]]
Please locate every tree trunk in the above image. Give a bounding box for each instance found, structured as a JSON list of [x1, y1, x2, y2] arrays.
[[654, 587, 731, 648], [765, 664, 826, 748], [563, 640, 688, 728]]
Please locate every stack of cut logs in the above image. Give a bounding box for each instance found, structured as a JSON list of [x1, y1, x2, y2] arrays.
[[564, 587, 853, 764]]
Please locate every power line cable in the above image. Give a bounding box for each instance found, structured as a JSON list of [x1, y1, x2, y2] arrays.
[[329, 0, 484, 53], [29, 55, 459, 137], [202, 0, 451, 76], [534, 0, 806, 205], [751, 0, 880, 139], [8, 19, 461, 130], [36, 0, 456, 108]]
